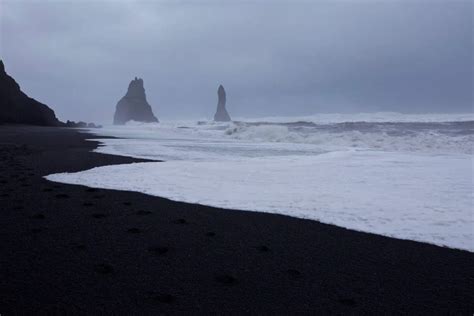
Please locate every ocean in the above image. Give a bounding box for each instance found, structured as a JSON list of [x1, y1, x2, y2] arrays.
[[46, 112, 474, 251]]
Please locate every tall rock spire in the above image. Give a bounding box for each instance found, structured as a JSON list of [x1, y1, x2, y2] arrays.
[[113, 77, 158, 125], [214, 85, 231, 122]]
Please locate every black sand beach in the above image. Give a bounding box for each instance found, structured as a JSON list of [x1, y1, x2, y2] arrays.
[[0, 126, 472, 314]]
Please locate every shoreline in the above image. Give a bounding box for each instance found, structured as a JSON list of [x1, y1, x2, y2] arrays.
[[1, 125, 473, 314], [46, 143, 473, 253]]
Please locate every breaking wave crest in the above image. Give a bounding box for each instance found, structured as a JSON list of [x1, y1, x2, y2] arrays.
[[224, 121, 474, 154]]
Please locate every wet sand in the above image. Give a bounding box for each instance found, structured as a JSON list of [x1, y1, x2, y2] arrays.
[[0, 125, 472, 314]]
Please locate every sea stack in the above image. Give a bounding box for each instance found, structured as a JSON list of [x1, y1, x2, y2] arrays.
[[0, 60, 61, 126], [113, 77, 158, 125], [214, 85, 231, 122]]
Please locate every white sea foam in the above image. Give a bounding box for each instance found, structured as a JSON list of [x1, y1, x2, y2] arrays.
[[49, 112, 474, 251], [47, 151, 473, 251]]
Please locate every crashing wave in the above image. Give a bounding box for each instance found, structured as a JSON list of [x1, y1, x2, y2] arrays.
[[224, 122, 474, 154]]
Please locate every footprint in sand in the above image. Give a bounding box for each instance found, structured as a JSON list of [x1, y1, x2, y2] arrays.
[[285, 269, 302, 280], [136, 210, 153, 216], [73, 244, 86, 251], [174, 218, 187, 224], [338, 298, 357, 307], [95, 263, 114, 274], [257, 245, 270, 252], [127, 228, 142, 234], [146, 291, 176, 304], [32, 213, 45, 219], [215, 274, 237, 286], [148, 246, 170, 255]]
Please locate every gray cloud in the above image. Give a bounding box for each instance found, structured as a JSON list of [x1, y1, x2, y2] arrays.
[[1, 0, 472, 123]]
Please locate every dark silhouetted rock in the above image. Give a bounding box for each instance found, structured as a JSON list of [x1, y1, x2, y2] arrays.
[[0, 60, 61, 126], [113, 77, 158, 125], [214, 85, 231, 122], [65, 120, 101, 128]]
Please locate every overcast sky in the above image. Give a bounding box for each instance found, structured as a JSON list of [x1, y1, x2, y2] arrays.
[[1, 0, 472, 123]]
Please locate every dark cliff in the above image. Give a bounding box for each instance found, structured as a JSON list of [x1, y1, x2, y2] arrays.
[[0, 60, 61, 126]]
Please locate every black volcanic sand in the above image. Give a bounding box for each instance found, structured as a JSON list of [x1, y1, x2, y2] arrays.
[[0, 126, 472, 314]]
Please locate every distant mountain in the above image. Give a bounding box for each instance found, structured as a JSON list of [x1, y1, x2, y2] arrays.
[[113, 77, 158, 125], [0, 60, 61, 126]]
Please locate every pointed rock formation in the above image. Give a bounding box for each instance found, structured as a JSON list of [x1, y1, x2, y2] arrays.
[[0, 60, 61, 126], [113, 77, 158, 125], [214, 85, 231, 122]]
